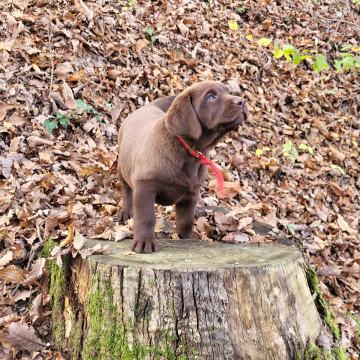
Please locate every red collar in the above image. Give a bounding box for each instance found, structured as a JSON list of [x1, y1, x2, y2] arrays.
[[176, 135, 224, 195]]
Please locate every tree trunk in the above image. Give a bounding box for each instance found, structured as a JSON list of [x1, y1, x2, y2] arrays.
[[51, 239, 322, 360]]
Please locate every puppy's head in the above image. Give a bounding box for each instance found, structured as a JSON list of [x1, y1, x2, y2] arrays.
[[165, 81, 248, 140]]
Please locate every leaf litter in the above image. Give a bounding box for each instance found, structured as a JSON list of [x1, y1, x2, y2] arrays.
[[0, 0, 359, 357]]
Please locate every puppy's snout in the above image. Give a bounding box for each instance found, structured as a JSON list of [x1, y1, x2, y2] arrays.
[[233, 97, 246, 107]]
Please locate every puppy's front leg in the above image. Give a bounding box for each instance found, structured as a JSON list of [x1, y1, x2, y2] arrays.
[[132, 182, 157, 253], [176, 192, 199, 239]]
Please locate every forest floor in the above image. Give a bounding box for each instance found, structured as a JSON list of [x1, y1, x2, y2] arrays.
[[0, 0, 359, 358]]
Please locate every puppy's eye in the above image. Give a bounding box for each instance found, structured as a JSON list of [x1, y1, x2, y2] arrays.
[[206, 93, 216, 102]]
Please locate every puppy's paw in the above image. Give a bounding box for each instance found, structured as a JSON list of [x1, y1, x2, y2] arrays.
[[118, 207, 133, 223], [132, 238, 157, 253]]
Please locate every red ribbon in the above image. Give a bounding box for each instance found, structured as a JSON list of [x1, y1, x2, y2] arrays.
[[176, 135, 224, 195]]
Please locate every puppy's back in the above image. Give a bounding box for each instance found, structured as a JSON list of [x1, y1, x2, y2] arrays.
[[118, 102, 167, 186]]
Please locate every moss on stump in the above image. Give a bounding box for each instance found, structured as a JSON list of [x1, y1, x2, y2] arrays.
[[48, 239, 323, 359]]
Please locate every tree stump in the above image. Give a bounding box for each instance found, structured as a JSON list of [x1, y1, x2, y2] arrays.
[[52, 239, 322, 360]]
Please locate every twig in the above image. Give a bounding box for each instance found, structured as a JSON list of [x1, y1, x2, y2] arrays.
[[334, 0, 350, 34], [308, 0, 360, 30], [47, 18, 54, 98]]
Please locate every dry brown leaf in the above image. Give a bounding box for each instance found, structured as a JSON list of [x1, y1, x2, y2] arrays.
[[0, 251, 13, 268], [0, 321, 45, 351], [60, 224, 75, 248], [312, 118, 329, 138], [214, 213, 238, 232], [79, 243, 110, 259], [227, 202, 263, 217], [0, 104, 16, 122], [38, 151, 53, 164], [0, 314, 20, 327], [23, 258, 45, 285], [71, 230, 86, 257], [62, 81, 76, 109], [44, 210, 70, 239], [136, 39, 149, 53], [177, 22, 189, 36], [30, 294, 43, 322], [337, 215, 355, 234], [234, 232, 250, 243], [0, 266, 26, 283], [209, 179, 240, 199], [26, 136, 54, 147], [74, 0, 94, 21], [13, 290, 34, 303], [238, 216, 253, 230]]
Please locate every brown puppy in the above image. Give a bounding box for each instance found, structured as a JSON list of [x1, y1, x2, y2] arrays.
[[117, 81, 248, 253]]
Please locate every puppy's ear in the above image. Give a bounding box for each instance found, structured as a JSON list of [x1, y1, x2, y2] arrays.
[[165, 93, 202, 140]]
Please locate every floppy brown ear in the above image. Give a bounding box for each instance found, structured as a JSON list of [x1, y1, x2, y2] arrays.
[[165, 93, 202, 140]]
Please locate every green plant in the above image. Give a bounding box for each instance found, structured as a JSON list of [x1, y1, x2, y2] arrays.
[[334, 52, 360, 71], [284, 224, 296, 236], [349, 312, 360, 339], [43, 99, 102, 133], [228, 20, 239, 31], [75, 99, 101, 121], [273, 43, 311, 65], [282, 141, 299, 163], [257, 37, 272, 47], [330, 164, 346, 176], [313, 54, 330, 73], [146, 27, 157, 43], [273, 42, 359, 73], [123, 0, 137, 11], [44, 112, 69, 133], [299, 143, 314, 154]]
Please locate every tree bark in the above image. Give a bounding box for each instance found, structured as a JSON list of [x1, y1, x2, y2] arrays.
[[52, 239, 322, 360]]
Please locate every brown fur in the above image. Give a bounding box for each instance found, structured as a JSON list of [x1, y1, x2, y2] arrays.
[[117, 81, 248, 253]]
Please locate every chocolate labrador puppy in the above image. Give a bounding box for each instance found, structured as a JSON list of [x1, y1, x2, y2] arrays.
[[117, 81, 248, 253]]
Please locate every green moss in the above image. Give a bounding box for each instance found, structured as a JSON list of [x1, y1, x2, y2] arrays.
[[305, 267, 351, 360], [70, 312, 83, 360], [41, 238, 56, 258], [304, 342, 334, 360], [82, 274, 196, 360], [49, 259, 66, 347], [82, 275, 150, 360], [306, 267, 340, 340], [349, 312, 360, 339], [333, 346, 349, 360]]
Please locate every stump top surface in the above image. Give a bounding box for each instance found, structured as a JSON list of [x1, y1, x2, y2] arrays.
[[86, 239, 301, 270]]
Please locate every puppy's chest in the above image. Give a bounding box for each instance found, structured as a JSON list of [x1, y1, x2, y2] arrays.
[[181, 160, 207, 190]]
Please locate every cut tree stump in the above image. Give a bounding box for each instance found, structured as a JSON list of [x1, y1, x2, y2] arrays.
[[51, 239, 322, 360]]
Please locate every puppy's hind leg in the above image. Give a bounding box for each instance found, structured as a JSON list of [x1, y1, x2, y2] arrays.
[[176, 192, 199, 239], [118, 176, 133, 223]]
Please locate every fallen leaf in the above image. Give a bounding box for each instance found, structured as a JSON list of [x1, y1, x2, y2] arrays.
[[234, 232, 250, 243], [44, 210, 70, 239], [74, 0, 94, 21], [210, 180, 240, 199], [177, 22, 189, 36], [0, 266, 26, 283], [13, 290, 33, 303], [238, 216, 253, 230], [337, 215, 355, 234], [136, 39, 149, 53], [30, 294, 43, 322], [62, 81, 76, 109], [60, 224, 75, 248], [0, 104, 16, 122], [0, 251, 13, 268], [23, 258, 45, 285], [0, 321, 45, 351]]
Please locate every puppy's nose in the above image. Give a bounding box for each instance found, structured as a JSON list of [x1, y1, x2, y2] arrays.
[[233, 97, 245, 107]]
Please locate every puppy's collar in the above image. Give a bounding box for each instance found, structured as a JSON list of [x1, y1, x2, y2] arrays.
[[176, 135, 224, 195]]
